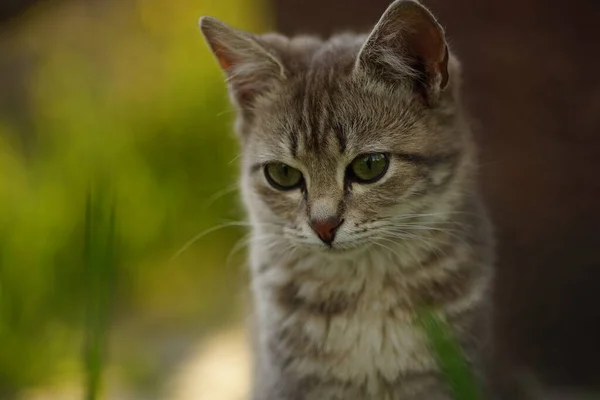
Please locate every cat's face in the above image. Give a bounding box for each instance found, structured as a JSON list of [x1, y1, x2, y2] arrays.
[[242, 74, 463, 253], [201, 0, 471, 254]]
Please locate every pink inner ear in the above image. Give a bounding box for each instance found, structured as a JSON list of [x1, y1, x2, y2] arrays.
[[367, 2, 446, 89], [403, 8, 446, 66], [218, 56, 232, 70], [212, 43, 234, 70]]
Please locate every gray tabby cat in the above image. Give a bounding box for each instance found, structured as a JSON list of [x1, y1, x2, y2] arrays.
[[200, 0, 494, 399]]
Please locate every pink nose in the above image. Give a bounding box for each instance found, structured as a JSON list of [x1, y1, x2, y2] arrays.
[[310, 218, 343, 245]]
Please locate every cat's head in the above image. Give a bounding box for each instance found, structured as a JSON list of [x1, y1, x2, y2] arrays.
[[200, 0, 473, 255]]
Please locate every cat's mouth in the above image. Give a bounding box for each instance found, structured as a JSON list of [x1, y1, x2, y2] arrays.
[[317, 241, 369, 257], [285, 229, 370, 256]]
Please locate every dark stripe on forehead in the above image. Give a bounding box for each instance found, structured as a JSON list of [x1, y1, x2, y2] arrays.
[[289, 126, 299, 157], [317, 80, 331, 151], [333, 120, 347, 153], [323, 67, 348, 153], [302, 61, 344, 154], [301, 70, 315, 152], [308, 91, 321, 153], [289, 89, 304, 157]]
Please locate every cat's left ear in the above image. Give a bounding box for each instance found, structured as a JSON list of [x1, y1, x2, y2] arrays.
[[200, 17, 286, 111], [355, 0, 449, 102]]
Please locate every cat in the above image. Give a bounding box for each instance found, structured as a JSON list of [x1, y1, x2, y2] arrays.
[[200, 0, 495, 399]]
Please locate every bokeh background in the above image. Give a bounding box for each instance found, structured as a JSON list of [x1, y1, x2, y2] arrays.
[[1, 0, 599, 399]]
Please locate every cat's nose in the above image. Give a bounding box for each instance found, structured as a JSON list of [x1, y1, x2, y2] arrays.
[[310, 218, 343, 245]]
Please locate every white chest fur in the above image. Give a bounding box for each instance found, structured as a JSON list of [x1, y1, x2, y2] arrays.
[[282, 289, 435, 381], [253, 248, 442, 393]]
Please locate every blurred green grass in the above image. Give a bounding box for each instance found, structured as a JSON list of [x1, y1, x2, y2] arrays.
[[418, 310, 483, 400], [0, 0, 272, 396], [82, 187, 117, 400]]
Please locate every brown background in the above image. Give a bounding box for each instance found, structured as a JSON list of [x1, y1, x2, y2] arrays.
[[273, 0, 600, 393], [0, 0, 40, 26]]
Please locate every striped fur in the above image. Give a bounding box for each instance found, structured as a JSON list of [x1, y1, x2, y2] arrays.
[[200, 1, 495, 399]]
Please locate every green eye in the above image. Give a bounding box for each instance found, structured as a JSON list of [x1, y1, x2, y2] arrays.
[[264, 163, 303, 190], [349, 153, 389, 183]]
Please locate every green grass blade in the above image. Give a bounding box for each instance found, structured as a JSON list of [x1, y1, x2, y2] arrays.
[[417, 310, 483, 400], [82, 187, 117, 400]]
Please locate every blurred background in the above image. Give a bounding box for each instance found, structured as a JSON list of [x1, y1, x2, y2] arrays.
[[0, 0, 599, 399]]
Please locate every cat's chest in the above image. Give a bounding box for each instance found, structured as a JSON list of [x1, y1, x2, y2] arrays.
[[271, 280, 438, 385]]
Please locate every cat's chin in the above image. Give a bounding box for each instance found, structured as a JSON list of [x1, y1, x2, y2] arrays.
[[311, 242, 370, 259]]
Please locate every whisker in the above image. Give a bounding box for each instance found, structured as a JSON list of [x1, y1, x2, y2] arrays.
[[380, 226, 473, 254], [171, 220, 282, 260], [216, 108, 237, 118], [373, 237, 423, 269], [226, 231, 292, 268], [225, 233, 253, 268], [371, 239, 400, 262], [229, 153, 243, 165], [202, 184, 239, 210], [380, 225, 464, 235], [379, 210, 482, 222]]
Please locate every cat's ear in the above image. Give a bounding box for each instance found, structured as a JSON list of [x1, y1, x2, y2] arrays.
[[355, 0, 449, 101], [200, 17, 286, 110]]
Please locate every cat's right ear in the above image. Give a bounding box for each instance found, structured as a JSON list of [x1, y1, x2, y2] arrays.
[[199, 17, 286, 110]]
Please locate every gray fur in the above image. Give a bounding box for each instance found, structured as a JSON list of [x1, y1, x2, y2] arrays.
[[200, 1, 495, 399]]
